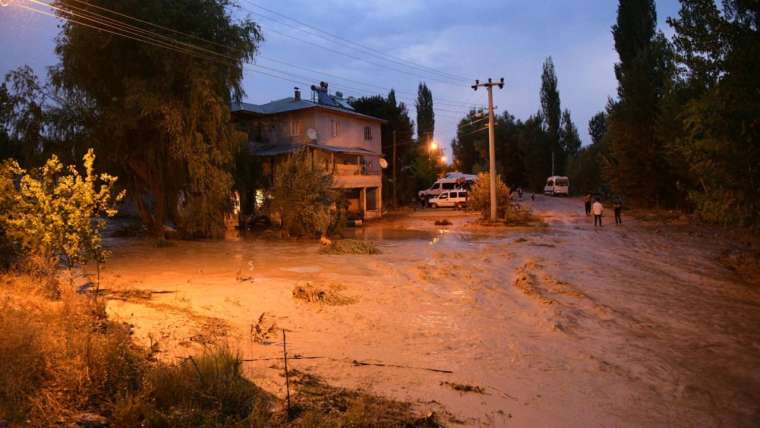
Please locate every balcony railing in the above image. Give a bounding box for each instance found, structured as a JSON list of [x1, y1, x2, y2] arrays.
[[333, 162, 380, 176]]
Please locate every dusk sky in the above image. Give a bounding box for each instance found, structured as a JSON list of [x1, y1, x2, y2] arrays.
[[0, 0, 681, 161]]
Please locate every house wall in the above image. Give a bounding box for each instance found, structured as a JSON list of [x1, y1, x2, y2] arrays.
[[234, 106, 384, 219]]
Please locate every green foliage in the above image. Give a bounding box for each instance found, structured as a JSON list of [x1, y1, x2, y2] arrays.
[[605, 0, 676, 206], [468, 172, 512, 219], [541, 57, 563, 172], [269, 150, 336, 237], [0, 66, 48, 165], [666, 0, 760, 228], [560, 109, 581, 157], [51, 0, 262, 238], [0, 150, 124, 284], [588, 111, 608, 146], [350, 90, 416, 205], [416, 82, 435, 143]]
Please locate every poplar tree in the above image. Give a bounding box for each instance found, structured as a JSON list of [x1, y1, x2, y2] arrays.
[[605, 0, 674, 205], [540, 57, 562, 173], [415, 82, 435, 144]]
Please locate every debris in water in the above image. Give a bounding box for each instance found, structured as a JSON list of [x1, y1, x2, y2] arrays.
[[319, 239, 381, 255], [440, 381, 486, 394], [292, 282, 355, 305], [251, 312, 278, 344]]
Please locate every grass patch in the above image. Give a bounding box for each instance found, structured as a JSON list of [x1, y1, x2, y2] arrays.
[[292, 282, 355, 306], [0, 286, 146, 426], [113, 349, 274, 428], [319, 239, 381, 255], [434, 219, 453, 226]]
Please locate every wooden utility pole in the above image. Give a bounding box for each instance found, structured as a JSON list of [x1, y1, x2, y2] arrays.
[[472, 78, 505, 222], [392, 130, 397, 209]]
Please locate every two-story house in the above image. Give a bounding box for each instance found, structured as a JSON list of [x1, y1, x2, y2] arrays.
[[231, 82, 385, 219]]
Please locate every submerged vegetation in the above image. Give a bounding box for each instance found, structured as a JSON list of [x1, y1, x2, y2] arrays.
[[319, 239, 381, 255]]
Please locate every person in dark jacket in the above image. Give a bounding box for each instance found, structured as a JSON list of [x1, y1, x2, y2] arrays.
[[584, 193, 592, 216], [613, 197, 623, 225]]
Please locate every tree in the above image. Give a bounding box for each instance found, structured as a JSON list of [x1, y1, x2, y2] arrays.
[[269, 149, 336, 237], [415, 82, 434, 144], [540, 57, 562, 173], [668, 0, 760, 227], [351, 90, 415, 204], [452, 110, 488, 173], [0, 66, 48, 166], [667, 0, 724, 92], [495, 111, 526, 188], [517, 112, 552, 192], [51, 0, 262, 238], [559, 109, 581, 157], [588, 111, 608, 146], [605, 0, 675, 205]]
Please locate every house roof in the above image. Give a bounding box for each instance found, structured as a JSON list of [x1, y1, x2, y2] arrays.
[[231, 93, 385, 123], [252, 142, 381, 157]]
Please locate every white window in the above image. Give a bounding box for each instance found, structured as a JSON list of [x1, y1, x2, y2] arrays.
[[331, 119, 339, 137], [364, 126, 372, 140]]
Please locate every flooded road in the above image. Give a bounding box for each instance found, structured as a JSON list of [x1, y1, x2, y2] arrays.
[[101, 196, 760, 427]]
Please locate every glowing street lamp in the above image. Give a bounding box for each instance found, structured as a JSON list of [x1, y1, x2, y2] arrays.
[[440, 155, 448, 164], [428, 141, 438, 152]]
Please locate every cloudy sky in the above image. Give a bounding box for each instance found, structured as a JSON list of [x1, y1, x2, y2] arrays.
[[0, 0, 680, 160]]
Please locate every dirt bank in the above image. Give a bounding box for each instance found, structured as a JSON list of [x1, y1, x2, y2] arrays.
[[101, 195, 760, 427]]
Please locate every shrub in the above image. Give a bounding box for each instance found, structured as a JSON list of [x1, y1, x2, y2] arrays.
[[269, 149, 337, 238], [113, 349, 273, 428], [468, 172, 511, 219], [0, 150, 124, 290]]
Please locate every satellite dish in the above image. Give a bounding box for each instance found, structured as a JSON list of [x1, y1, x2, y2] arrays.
[[307, 128, 318, 141], [379, 158, 388, 169]]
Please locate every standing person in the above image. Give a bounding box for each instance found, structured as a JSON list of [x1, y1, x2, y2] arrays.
[[584, 193, 592, 216], [592, 198, 604, 227], [613, 197, 623, 225]]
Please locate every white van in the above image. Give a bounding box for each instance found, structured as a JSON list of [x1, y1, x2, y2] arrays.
[[429, 190, 468, 208], [544, 176, 570, 196], [418, 173, 477, 203]]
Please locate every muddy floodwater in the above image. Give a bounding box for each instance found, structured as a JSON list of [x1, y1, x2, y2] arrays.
[[101, 196, 760, 427]]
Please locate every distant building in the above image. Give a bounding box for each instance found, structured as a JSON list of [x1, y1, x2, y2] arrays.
[[231, 82, 384, 219]]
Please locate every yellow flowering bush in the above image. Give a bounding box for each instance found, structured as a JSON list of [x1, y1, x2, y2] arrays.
[[0, 149, 124, 289]]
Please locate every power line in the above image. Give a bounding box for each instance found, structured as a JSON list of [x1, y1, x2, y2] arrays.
[[19, 0, 475, 119], [39, 0, 482, 109], [240, 0, 471, 83]]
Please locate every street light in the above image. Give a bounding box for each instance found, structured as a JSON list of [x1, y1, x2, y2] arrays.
[[440, 155, 447, 163], [429, 141, 438, 152]]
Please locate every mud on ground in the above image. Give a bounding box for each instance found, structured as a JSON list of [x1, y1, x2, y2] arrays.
[[99, 196, 760, 427]]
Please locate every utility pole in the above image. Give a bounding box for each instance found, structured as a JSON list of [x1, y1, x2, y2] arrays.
[[392, 130, 397, 209], [472, 78, 505, 222]]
